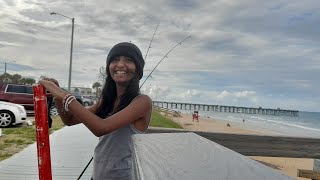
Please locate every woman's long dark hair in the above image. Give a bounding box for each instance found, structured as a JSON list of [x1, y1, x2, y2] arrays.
[[95, 74, 140, 118]]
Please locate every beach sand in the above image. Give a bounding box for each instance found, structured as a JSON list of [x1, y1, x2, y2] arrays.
[[170, 113, 314, 180]]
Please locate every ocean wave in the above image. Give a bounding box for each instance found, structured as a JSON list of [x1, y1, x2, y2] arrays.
[[260, 119, 320, 132]]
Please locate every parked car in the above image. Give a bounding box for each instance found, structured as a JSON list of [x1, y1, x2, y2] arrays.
[[71, 92, 84, 105], [0, 101, 27, 127], [0, 83, 34, 114], [0, 83, 83, 115], [82, 95, 94, 106]]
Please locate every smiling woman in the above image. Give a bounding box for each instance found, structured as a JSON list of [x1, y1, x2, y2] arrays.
[[38, 42, 152, 180]]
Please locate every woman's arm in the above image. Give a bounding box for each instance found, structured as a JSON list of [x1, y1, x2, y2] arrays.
[[54, 98, 100, 126], [39, 78, 100, 126], [40, 78, 151, 137], [67, 95, 152, 137]]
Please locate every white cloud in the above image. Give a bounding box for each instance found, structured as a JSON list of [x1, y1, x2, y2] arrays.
[[0, 0, 319, 111], [0, 41, 23, 47], [235, 91, 256, 98], [217, 90, 256, 101]]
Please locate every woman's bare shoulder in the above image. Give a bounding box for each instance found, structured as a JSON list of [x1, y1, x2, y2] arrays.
[[129, 94, 152, 112], [133, 94, 152, 104]]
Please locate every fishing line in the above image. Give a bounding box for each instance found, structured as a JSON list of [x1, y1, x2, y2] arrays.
[[140, 35, 191, 89]]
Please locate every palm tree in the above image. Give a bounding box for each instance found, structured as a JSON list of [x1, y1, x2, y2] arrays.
[[92, 82, 101, 96]]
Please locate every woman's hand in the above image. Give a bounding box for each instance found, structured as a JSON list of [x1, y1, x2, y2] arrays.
[[39, 76, 60, 86], [39, 77, 67, 100]]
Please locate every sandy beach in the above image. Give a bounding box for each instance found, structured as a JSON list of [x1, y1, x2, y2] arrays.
[[170, 113, 314, 180]]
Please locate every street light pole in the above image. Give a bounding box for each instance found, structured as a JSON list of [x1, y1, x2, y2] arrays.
[[3, 61, 16, 83], [68, 18, 74, 92], [50, 12, 74, 92], [4, 62, 7, 83]]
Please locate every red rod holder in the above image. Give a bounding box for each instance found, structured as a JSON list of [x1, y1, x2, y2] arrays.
[[33, 84, 52, 180]]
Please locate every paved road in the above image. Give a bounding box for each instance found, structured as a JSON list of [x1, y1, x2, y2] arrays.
[[0, 124, 98, 179]]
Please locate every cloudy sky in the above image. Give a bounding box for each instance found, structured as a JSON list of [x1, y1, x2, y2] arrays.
[[0, 0, 319, 112]]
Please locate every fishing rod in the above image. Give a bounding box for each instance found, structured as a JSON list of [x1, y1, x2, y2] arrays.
[[140, 35, 191, 88], [144, 23, 159, 61]]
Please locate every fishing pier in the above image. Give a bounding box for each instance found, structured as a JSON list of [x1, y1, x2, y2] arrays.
[[152, 101, 299, 117]]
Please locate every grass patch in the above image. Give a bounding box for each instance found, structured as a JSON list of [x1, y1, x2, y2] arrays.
[[0, 116, 65, 161], [50, 117, 66, 133], [4, 139, 26, 144], [150, 107, 183, 129], [0, 153, 12, 160]]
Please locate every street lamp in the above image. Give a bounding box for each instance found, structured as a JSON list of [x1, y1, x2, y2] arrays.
[[50, 12, 74, 92], [4, 61, 16, 83]]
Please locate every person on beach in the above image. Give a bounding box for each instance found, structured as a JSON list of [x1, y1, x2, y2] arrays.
[[192, 111, 199, 122], [39, 42, 152, 180]]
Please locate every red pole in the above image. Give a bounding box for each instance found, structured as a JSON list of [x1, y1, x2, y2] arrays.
[[33, 84, 52, 180]]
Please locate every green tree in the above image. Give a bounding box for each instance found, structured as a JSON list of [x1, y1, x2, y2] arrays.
[[0, 73, 12, 83], [11, 74, 22, 84], [20, 78, 27, 84], [74, 88, 80, 93], [0, 73, 8, 83], [0, 73, 36, 84], [24, 78, 35, 85]]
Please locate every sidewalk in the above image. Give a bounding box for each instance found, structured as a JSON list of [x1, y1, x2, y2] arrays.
[[0, 124, 98, 180]]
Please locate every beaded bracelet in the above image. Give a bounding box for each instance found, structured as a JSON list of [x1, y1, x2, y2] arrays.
[[61, 93, 73, 113], [64, 96, 76, 112]]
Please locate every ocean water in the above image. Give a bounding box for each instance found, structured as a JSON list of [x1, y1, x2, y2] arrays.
[[170, 108, 320, 138]]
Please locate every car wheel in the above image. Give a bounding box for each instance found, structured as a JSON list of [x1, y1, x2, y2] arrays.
[[0, 110, 15, 128], [84, 102, 89, 107]]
